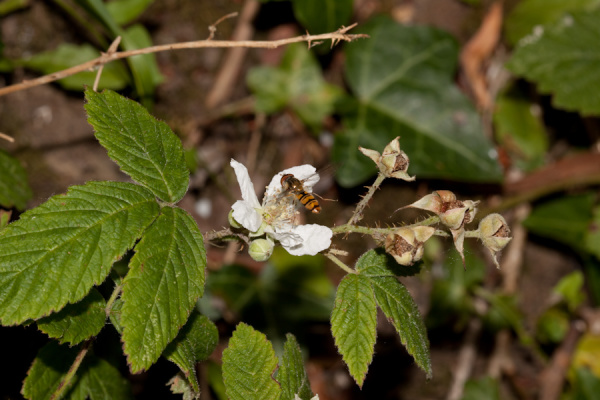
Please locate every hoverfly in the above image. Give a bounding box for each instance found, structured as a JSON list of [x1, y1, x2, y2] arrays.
[[280, 173, 321, 214]]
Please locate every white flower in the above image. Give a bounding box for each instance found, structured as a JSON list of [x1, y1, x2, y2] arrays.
[[230, 159, 332, 256]]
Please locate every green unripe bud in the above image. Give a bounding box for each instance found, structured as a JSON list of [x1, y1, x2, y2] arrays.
[[249, 238, 274, 262], [228, 210, 242, 229]]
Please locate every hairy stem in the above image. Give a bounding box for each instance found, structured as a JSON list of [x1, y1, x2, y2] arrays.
[[325, 252, 356, 275], [50, 340, 92, 400], [105, 283, 123, 318], [347, 173, 386, 225]]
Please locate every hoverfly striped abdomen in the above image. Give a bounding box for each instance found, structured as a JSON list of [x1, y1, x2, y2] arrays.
[[280, 173, 321, 214]]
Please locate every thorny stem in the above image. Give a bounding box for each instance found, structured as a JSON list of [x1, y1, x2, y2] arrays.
[[204, 227, 250, 245], [333, 215, 441, 236], [0, 24, 368, 97], [325, 252, 357, 275], [50, 340, 92, 400], [347, 172, 386, 225]]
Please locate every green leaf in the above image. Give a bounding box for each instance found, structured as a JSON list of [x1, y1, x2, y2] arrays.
[[333, 17, 502, 187], [427, 246, 485, 328], [85, 89, 189, 203], [507, 9, 600, 115], [461, 376, 500, 400], [222, 323, 282, 400], [122, 206, 206, 372], [278, 333, 313, 400], [583, 257, 600, 306], [330, 273, 377, 387], [37, 288, 106, 345], [572, 367, 600, 400], [536, 307, 569, 344], [0, 149, 32, 210], [66, 356, 132, 400], [0, 210, 11, 229], [523, 193, 595, 253], [121, 24, 165, 104], [370, 275, 432, 378], [108, 296, 124, 334], [75, 0, 163, 104], [355, 248, 422, 277], [164, 312, 219, 393], [207, 361, 227, 400], [504, 0, 600, 46], [0, 181, 159, 325], [0, 0, 29, 16], [554, 271, 586, 312], [493, 86, 548, 171], [586, 205, 600, 260], [208, 250, 335, 330], [22, 341, 80, 400], [106, 0, 155, 25], [167, 372, 198, 400], [572, 333, 600, 377], [21, 43, 130, 91], [291, 0, 353, 35], [247, 43, 342, 132]]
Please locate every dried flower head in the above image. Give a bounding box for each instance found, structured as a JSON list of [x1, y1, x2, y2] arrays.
[[478, 213, 512, 268], [385, 226, 435, 266], [359, 137, 415, 181]]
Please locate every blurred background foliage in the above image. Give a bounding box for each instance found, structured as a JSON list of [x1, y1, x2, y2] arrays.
[[2, 0, 600, 398]]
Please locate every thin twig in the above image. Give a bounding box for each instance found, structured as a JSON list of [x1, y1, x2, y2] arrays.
[[0, 24, 368, 98], [207, 12, 239, 40], [0, 132, 15, 142], [93, 36, 122, 92], [206, 1, 259, 108], [446, 299, 487, 400], [50, 340, 92, 400], [539, 321, 585, 400]]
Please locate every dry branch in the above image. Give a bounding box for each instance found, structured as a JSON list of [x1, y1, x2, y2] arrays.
[[0, 24, 368, 98]]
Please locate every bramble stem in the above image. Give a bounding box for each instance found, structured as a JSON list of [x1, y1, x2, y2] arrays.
[[50, 340, 92, 400], [0, 24, 368, 97], [325, 252, 356, 274], [105, 283, 123, 318], [347, 172, 386, 225]]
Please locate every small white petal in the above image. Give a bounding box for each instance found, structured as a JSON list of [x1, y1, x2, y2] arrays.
[[284, 224, 332, 256], [232, 200, 262, 232], [265, 164, 319, 197], [230, 159, 260, 208], [271, 229, 303, 248]]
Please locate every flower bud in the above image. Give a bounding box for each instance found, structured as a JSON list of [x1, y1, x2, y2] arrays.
[[385, 226, 435, 266], [248, 220, 268, 237], [228, 209, 243, 229], [359, 137, 415, 181], [478, 214, 512, 268], [248, 238, 274, 262]]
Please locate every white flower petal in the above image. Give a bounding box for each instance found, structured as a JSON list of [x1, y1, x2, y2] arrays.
[[284, 224, 332, 256], [230, 159, 260, 208], [271, 229, 303, 248], [265, 164, 318, 197], [232, 200, 262, 232]]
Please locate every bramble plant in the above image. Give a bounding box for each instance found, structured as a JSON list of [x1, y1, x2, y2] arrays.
[[0, 87, 511, 399]]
